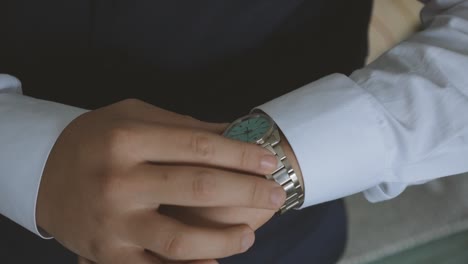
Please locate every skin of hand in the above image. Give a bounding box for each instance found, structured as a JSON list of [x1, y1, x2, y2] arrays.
[[159, 131, 304, 231], [36, 99, 287, 264], [76, 120, 304, 264]]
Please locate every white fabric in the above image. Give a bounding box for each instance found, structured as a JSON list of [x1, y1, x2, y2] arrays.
[[1, 0, 468, 236], [0, 75, 86, 237], [258, 0, 468, 207]]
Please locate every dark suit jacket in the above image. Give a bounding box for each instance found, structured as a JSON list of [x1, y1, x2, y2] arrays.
[[0, 1, 372, 263]]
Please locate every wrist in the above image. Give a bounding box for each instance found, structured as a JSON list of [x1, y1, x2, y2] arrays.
[[278, 130, 304, 192]]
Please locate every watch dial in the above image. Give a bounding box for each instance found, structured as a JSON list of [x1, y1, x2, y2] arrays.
[[225, 115, 272, 143]]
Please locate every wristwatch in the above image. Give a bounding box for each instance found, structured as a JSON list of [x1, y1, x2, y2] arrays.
[[223, 111, 304, 214]]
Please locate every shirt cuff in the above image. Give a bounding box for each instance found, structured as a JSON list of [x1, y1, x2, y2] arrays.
[[256, 73, 390, 207], [0, 93, 87, 238]]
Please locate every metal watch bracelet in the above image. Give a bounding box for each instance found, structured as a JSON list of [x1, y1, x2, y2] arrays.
[[262, 129, 304, 214]]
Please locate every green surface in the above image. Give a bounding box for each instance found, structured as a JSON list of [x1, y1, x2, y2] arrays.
[[367, 230, 468, 264], [225, 115, 271, 142]]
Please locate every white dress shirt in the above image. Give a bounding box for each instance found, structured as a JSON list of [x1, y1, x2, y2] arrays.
[[1, 0, 468, 237]]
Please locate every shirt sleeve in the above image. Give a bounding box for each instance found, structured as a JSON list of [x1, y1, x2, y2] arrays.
[[257, 0, 468, 207], [0, 74, 87, 237]]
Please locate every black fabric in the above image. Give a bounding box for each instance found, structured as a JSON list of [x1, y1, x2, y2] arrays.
[[0, 216, 75, 263], [219, 199, 348, 264], [1, 0, 372, 121], [0, 0, 372, 263]]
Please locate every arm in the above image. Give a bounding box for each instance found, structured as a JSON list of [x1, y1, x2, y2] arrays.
[[0, 75, 284, 262], [257, 0, 468, 207], [0, 74, 86, 237]]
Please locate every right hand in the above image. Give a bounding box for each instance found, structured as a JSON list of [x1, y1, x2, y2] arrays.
[[36, 99, 285, 264]]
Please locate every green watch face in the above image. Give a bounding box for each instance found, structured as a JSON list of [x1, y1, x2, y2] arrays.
[[224, 114, 273, 143]]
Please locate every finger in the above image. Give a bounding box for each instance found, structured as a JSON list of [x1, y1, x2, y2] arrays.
[[127, 213, 255, 261], [127, 123, 278, 175], [115, 99, 227, 132], [129, 164, 285, 209], [163, 206, 276, 230]]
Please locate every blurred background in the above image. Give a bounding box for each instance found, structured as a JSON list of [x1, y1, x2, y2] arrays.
[[339, 1, 468, 264], [367, 0, 422, 63]]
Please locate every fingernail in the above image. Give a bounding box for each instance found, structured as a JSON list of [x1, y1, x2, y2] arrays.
[[261, 155, 277, 172], [271, 187, 286, 208], [241, 230, 255, 252]]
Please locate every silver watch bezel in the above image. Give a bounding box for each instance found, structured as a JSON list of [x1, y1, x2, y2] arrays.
[[223, 112, 276, 145]]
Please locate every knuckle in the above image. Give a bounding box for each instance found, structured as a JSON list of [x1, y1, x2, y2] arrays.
[[107, 123, 134, 145], [191, 170, 217, 202], [119, 98, 142, 107], [104, 122, 137, 155], [238, 144, 251, 169], [248, 180, 262, 206], [163, 232, 186, 259], [190, 131, 214, 160]]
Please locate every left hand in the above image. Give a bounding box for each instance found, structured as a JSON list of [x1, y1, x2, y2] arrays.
[[77, 121, 303, 264], [78, 207, 276, 264], [158, 129, 305, 233]]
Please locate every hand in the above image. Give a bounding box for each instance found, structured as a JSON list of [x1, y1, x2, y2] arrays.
[[37, 99, 286, 264], [159, 130, 303, 232]]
